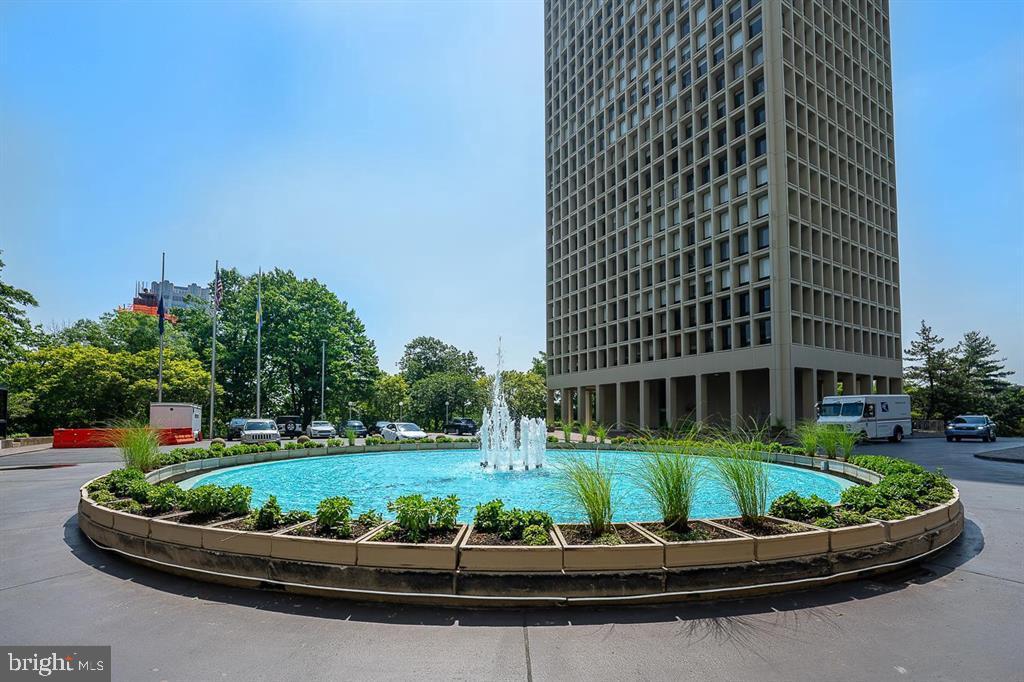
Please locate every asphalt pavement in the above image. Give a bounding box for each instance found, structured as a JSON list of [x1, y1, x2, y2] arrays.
[[1, 436, 1021, 681]]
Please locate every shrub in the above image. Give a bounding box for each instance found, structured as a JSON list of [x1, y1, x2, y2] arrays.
[[835, 509, 869, 526], [281, 510, 313, 526], [284, 441, 302, 450], [866, 501, 918, 520], [711, 446, 770, 525], [474, 499, 505, 532], [632, 450, 701, 532], [90, 489, 116, 506], [326, 438, 344, 447], [848, 455, 926, 477], [210, 438, 226, 448], [832, 428, 861, 459], [147, 483, 184, 514], [556, 455, 613, 537], [184, 484, 252, 518], [106, 421, 161, 472], [813, 516, 839, 529], [316, 496, 354, 536], [356, 509, 384, 527], [297, 435, 310, 444], [345, 428, 357, 446], [521, 525, 550, 545], [769, 491, 833, 522], [103, 468, 146, 497], [125, 478, 153, 503], [10, 432, 30, 439], [387, 494, 460, 542], [108, 498, 144, 514], [547, 435, 559, 443], [252, 496, 283, 531], [223, 485, 252, 516], [366, 436, 385, 444]]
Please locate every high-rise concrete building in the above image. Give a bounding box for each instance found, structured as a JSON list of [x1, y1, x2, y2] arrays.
[[544, 0, 902, 430]]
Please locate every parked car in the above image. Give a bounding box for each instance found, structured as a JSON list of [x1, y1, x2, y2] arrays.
[[368, 421, 390, 436], [241, 419, 282, 444], [381, 422, 427, 442], [306, 420, 337, 439], [275, 415, 303, 439], [226, 417, 249, 441], [945, 415, 997, 442], [442, 418, 478, 436], [341, 420, 368, 438]]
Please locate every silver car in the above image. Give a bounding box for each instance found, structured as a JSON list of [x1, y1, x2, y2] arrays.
[[306, 420, 337, 439], [241, 419, 282, 444], [381, 422, 427, 442]]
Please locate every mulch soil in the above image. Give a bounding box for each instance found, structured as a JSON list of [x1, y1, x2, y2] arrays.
[[637, 520, 734, 542], [717, 517, 809, 536], [560, 524, 650, 546]]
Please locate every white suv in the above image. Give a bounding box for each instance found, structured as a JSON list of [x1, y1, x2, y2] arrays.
[[241, 419, 282, 444]]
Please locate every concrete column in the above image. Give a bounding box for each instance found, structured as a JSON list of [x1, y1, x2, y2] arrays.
[[664, 379, 675, 432], [799, 368, 815, 422], [890, 376, 903, 393], [561, 389, 573, 425], [820, 370, 837, 400], [695, 374, 706, 423], [616, 382, 625, 430], [729, 370, 740, 431], [546, 390, 556, 422], [594, 385, 603, 427], [638, 381, 649, 430]]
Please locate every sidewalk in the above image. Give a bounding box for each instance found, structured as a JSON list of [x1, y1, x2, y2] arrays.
[[974, 446, 1024, 464]]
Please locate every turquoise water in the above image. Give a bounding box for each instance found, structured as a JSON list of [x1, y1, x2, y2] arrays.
[[179, 449, 853, 523]]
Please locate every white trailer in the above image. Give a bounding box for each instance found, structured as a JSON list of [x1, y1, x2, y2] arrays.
[[816, 394, 911, 443], [149, 402, 202, 440]]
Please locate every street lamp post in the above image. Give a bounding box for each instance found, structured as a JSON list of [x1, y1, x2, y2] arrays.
[[320, 339, 327, 420], [445, 400, 450, 425], [399, 401, 404, 421], [347, 401, 354, 420]]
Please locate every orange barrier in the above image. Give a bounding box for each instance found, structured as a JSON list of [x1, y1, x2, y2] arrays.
[[53, 427, 196, 449]]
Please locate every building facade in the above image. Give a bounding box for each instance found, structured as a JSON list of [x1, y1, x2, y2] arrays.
[[144, 280, 210, 310], [544, 0, 902, 430]]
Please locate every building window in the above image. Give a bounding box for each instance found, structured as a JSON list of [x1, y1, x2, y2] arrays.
[[738, 261, 751, 284], [729, 2, 742, 23], [704, 329, 715, 352], [756, 224, 770, 248], [737, 204, 749, 224], [730, 29, 743, 52], [736, 174, 749, 195], [757, 285, 771, 311], [753, 104, 766, 126], [758, 317, 772, 344], [718, 240, 731, 261], [754, 135, 767, 157], [734, 116, 746, 136], [739, 321, 752, 347], [703, 300, 714, 323], [755, 164, 768, 186], [702, 246, 713, 267], [720, 326, 732, 350], [752, 76, 765, 95], [736, 232, 749, 255], [720, 268, 732, 290], [720, 297, 732, 319], [738, 291, 751, 315], [752, 45, 764, 65], [748, 14, 762, 38], [757, 256, 771, 280], [756, 194, 769, 217]]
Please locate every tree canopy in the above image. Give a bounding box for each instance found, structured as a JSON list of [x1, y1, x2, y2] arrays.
[[0, 252, 41, 372], [398, 336, 483, 385]]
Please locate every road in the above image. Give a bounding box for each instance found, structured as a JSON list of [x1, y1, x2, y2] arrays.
[[1, 437, 1021, 681]]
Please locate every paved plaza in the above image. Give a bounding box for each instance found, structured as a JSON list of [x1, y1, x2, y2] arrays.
[[1, 438, 1021, 681]]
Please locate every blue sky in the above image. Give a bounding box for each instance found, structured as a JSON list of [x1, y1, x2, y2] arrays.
[[1, 1, 1022, 379]]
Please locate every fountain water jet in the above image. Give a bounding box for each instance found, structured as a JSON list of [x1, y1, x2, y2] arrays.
[[479, 340, 547, 471]]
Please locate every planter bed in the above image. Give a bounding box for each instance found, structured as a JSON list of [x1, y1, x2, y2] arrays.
[[554, 523, 663, 571], [270, 521, 385, 565], [357, 523, 468, 570], [458, 525, 563, 572], [716, 517, 829, 561], [631, 520, 755, 567]]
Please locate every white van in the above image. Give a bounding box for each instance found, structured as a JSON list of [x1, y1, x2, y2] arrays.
[[149, 402, 203, 440], [816, 394, 911, 443]]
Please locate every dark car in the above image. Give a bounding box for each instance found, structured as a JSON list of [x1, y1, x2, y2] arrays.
[[368, 421, 390, 436], [275, 415, 303, 439], [341, 420, 368, 438], [443, 418, 478, 436], [226, 417, 249, 441], [945, 415, 997, 442]]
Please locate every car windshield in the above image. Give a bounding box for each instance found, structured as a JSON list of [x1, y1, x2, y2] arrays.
[[346, 421, 363, 427], [245, 420, 275, 430], [819, 403, 842, 417], [840, 402, 864, 417], [397, 423, 421, 431], [311, 421, 331, 427], [230, 418, 246, 425], [953, 416, 985, 424]]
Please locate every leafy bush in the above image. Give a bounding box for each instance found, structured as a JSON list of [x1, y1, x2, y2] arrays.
[[252, 496, 283, 531], [147, 483, 184, 514], [813, 516, 839, 529], [366, 436, 385, 444], [90, 489, 116, 506], [316, 496, 354, 537], [125, 478, 153, 503], [474, 499, 505, 532], [281, 510, 313, 525], [521, 525, 550, 545], [284, 441, 302, 450], [547, 435, 559, 443], [865, 501, 919, 520], [356, 509, 384, 527], [794, 421, 820, 456], [326, 438, 344, 447], [345, 428, 357, 445], [769, 491, 833, 522], [103, 468, 146, 497], [840, 471, 954, 517], [210, 438, 226, 448], [9, 432, 30, 439], [223, 485, 252, 516], [387, 494, 460, 542], [632, 451, 701, 532], [556, 455, 613, 537], [184, 484, 251, 518], [710, 448, 770, 525], [848, 455, 926, 476], [108, 498, 144, 514]]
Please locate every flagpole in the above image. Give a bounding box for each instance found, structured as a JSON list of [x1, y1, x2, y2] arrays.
[[157, 252, 165, 402], [209, 260, 218, 439], [256, 267, 262, 419]]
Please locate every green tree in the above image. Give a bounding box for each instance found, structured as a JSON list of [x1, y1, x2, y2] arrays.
[[363, 373, 410, 424], [398, 336, 483, 385], [957, 331, 1012, 398], [175, 267, 379, 427], [531, 351, 547, 379], [991, 385, 1024, 437], [47, 309, 194, 357], [408, 372, 485, 431], [5, 345, 210, 434], [904, 321, 955, 419], [0, 252, 41, 372], [483, 370, 546, 422]]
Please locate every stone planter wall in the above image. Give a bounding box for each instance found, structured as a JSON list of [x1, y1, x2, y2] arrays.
[[76, 449, 965, 607]]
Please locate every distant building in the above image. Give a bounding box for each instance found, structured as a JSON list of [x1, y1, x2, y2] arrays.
[[144, 280, 210, 310]]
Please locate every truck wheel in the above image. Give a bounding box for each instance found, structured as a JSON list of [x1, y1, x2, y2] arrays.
[[889, 426, 904, 443]]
